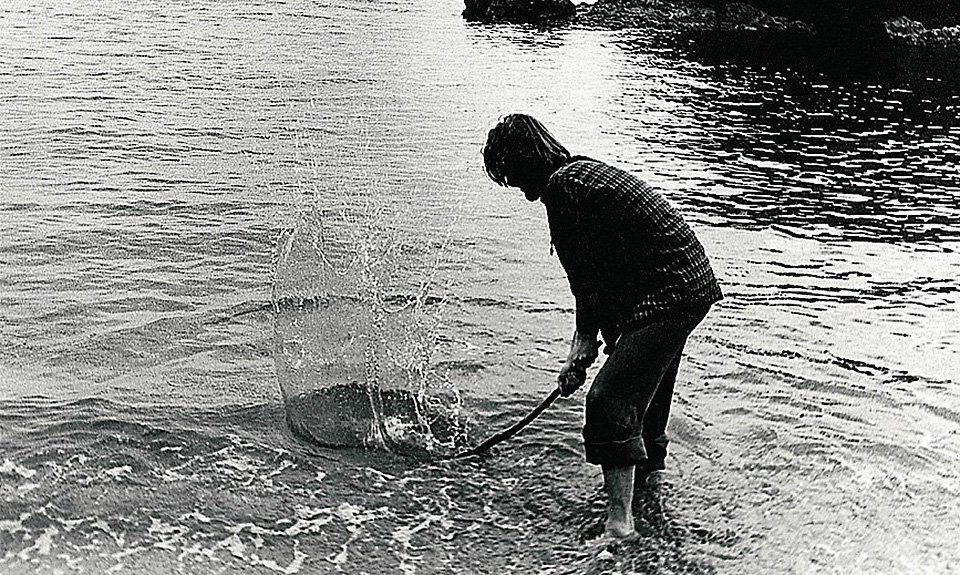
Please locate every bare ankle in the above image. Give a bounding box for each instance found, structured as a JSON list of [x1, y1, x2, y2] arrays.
[[602, 464, 637, 538], [605, 513, 635, 538]]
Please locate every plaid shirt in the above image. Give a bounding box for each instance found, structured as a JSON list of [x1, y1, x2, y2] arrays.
[[542, 157, 722, 338]]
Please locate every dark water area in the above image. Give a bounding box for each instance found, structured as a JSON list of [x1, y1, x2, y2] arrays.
[[618, 31, 960, 244], [2, 0, 959, 573]]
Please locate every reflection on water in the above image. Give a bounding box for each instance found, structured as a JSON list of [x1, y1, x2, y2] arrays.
[[0, 0, 958, 573], [611, 34, 960, 243]]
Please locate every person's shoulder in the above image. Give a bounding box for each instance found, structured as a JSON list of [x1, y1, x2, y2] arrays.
[[547, 157, 640, 208], [548, 156, 604, 186]]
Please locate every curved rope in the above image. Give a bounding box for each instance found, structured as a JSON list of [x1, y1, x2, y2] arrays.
[[449, 387, 562, 460]]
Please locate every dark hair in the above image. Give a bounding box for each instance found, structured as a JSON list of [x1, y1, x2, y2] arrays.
[[483, 114, 570, 187]]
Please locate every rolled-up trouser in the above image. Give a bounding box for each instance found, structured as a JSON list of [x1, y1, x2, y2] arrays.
[[583, 306, 710, 467]]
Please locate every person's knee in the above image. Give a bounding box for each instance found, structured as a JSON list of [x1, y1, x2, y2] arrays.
[[583, 384, 608, 438], [584, 384, 636, 438], [584, 383, 611, 423], [585, 383, 602, 408]]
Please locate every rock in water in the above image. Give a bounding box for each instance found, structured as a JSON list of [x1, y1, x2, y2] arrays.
[[885, 15, 960, 50], [463, 0, 576, 24]]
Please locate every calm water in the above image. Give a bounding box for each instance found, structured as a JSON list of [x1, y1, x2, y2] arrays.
[[2, 0, 959, 573]]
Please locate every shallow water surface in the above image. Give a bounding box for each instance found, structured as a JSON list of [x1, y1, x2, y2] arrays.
[[1, 0, 959, 573]]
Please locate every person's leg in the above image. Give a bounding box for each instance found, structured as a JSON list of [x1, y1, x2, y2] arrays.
[[640, 346, 684, 474], [638, 308, 710, 474], [583, 317, 692, 464], [583, 315, 692, 538], [602, 465, 636, 538]]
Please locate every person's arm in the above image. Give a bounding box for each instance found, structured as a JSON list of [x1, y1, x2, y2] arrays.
[[558, 293, 600, 397], [546, 172, 601, 396]]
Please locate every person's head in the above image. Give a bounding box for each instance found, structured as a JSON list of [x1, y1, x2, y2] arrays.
[[483, 114, 570, 201]]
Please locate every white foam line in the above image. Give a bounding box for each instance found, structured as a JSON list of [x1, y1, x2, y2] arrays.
[[264, 459, 297, 480], [57, 517, 89, 533], [288, 515, 335, 536], [178, 511, 213, 524], [111, 545, 149, 561], [208, 502, 396, 572], [218, 533, 246, 558], [251, 548, 308, 574], [393, 512, 446, 575], [393, 513, 436, 547], [177, 541, 220, 562], [1, 458, 38, 479], [17, 525, 58, 560], [480, 504, 523, 532], [92, 518, 126, 547], [0, 512, 30, 535], [102, 465, 132, 479], [164, 445, 233, 475], [56, 551, 83, 571], [326, 542, 350, 568], [364, 467, 398, 482], [227, 521, 291, 538], [16, 482, 39, 494], [147, 517, 189, 552]]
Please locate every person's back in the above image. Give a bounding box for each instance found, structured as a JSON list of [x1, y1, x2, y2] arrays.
[[543, 156, 722, 342]]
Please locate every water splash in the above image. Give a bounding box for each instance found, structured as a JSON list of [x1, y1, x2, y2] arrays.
[[272, 172, 465, 456]]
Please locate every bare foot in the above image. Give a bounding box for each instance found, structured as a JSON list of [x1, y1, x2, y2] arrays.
[[585, 528, 637, 552], [602, 465, 637, 540], [604, 516, 636, 540]]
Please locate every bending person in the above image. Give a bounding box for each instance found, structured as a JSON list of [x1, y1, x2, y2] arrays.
[[482, 114, 723, 539]]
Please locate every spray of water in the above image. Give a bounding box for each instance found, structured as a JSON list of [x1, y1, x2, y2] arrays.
[[271, 161, 465, 456]]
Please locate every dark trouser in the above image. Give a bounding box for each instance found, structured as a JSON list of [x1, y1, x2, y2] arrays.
[[583, 307, 709, 468]]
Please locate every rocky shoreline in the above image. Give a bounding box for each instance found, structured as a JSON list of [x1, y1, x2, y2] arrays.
[[884, 15, 960, 51], [576, 0, 810, 33], [465, 0, 960, 54]]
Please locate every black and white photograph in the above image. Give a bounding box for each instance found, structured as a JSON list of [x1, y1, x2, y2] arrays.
[[1, 0, 958, 573]]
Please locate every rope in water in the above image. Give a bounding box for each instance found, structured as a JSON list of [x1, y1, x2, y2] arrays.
[[449, 387, 562, 460]]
